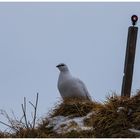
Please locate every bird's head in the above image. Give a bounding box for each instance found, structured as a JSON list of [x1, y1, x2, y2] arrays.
[[56, 63, 69, 72]]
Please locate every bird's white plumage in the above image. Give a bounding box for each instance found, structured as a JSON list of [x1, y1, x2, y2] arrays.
[[56, 63, 92, 101]]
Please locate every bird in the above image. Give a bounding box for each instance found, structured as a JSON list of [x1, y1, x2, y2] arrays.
[[56, 63, 92, 101]]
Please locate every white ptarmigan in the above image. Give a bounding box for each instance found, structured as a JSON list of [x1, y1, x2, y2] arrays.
[[56, 63, 92, 101]]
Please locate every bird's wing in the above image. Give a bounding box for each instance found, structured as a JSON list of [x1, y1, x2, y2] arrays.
[[76, 78, 92, 101]]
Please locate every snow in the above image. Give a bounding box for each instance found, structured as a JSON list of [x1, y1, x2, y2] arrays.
[[129, 128, 140, 134], [46, 112, 95, 134], [117, 107, 125, 113]]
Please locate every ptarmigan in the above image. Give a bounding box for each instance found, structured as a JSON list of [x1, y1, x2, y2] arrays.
[[56, 63, 92, 101]]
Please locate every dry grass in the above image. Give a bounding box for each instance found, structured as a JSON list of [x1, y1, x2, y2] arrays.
[[1, 91, 140, 137], [49, 98, 100, 117], [91, 91, 140, 138]]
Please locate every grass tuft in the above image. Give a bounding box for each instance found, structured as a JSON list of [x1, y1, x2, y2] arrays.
[[2, 91, 140, 137]]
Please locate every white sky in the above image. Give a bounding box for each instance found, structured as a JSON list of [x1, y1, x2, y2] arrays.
[[0, 2, 140, 131]]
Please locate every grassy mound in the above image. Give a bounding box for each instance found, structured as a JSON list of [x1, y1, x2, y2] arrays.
[[1, 91, 140, 138], [50, 98, 100, 117]]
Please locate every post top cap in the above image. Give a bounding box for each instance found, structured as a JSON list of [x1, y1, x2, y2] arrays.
[[131, 15, 138, 26]]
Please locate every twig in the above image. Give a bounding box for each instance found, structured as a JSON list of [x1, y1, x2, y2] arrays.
[[0, 120, 18, 132], [0, 110, 16, 130], [29, 93, 39, 129], [19, 115, 24, 123], [21, 97, 29, 129], [0, 93, 39, 132]]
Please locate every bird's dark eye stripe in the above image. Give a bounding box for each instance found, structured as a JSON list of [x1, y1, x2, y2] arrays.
[[57, 64, 65, 67], [59, 64, 65, 67]]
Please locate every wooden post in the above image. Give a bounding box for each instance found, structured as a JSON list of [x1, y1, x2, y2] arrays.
[[121, 15, 138, 97]]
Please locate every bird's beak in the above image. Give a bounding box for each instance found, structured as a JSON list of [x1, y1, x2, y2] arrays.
[[56, 65, 59, 68]]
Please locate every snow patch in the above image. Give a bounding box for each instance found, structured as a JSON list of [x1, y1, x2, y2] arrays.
[[117, 107, 125, 113], [129, 128, 140, 134], [46, 112, 95, 134]]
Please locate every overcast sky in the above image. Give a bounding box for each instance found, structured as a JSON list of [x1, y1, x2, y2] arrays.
[[0, 2, 140, 131]]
